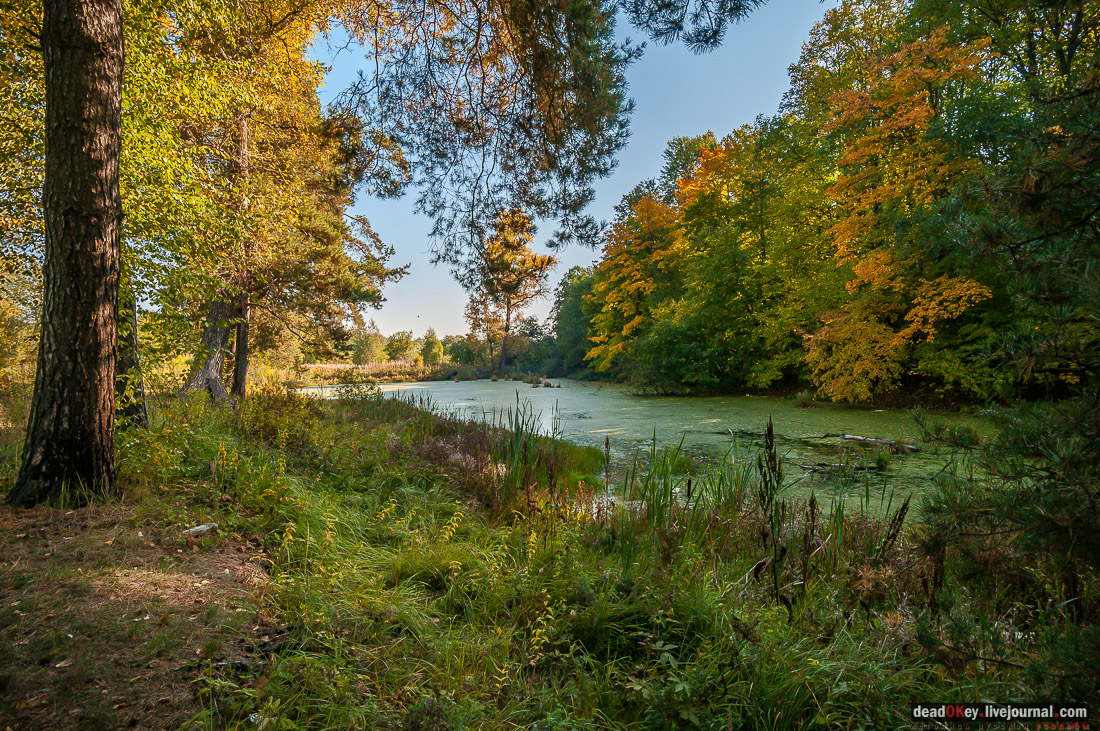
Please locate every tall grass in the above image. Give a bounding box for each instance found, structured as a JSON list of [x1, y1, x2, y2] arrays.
[[0, 370, 32, 485], [300, 360, 451, 385], [4, 382, 1082, 728]]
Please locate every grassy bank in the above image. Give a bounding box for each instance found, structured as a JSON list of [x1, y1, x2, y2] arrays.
[[0, 386, 1095, 729], [293, 362, 561, 387], [294, 362, 453, 386]]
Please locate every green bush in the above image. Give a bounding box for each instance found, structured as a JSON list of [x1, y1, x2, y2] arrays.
[[237, 384, 329, 457]]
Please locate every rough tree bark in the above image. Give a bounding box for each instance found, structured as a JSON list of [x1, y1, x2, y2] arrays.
[[180, 299, 234, 402], [499, 302, 512, 375], [8, 0, 125, 507], [231, 290, 250, 398], [230, 114, 251, 399]]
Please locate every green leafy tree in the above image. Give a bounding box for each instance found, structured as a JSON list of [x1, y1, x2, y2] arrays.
[[445, 335, 486, 367], [0, 272, 38, 375], [177, 7, 408, 400], [350, 321, 387, 364], [421, 328, 443, 366], [551, 266, 597, 375], [384, 331, 414, 362]]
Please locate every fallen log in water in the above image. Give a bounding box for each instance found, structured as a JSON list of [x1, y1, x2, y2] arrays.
[[792, 461, 880, 475], [821, 433, 920, 453], [709, 428, 765, 440]]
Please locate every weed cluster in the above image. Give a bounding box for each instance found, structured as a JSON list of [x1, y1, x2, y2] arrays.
[[174, 393, 1095, 726], [2, 385, 1095, 728], [909, 406, 981, 448], [296, 361, 452, 387]]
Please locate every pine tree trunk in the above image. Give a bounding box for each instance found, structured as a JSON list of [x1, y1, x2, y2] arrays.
[[231, 291, 249, 398], [499, 302, 512, 375], [116, 292, 149, 429], [180, 299, 233, 402], [8, 0, 124, 507], [229, 113, 250, 399]]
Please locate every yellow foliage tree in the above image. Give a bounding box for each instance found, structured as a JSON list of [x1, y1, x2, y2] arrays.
[[809, 26, 994, 400], [586, 197, 683, 372], [475, 209, 556, 374]]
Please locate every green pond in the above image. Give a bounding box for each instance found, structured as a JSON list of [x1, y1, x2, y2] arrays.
[[306, 379, 989, 511]]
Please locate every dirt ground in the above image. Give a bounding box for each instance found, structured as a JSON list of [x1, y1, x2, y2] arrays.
[[0, 502, 273, 730]]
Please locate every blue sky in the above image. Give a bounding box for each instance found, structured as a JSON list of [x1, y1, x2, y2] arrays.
[[312, 0, 835, 338]]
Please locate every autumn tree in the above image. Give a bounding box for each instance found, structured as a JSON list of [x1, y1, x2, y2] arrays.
[[578, 1, 1012, 399], [781, 0, 907, 130], [8, 0, 124, 506], [464, 289, 506, 365], [573, 0, 1095, 408], [471, 209, 557, 374], [806, 26, 995, 401], [587, 195, 683, 376], [662, 118, 845, 391]]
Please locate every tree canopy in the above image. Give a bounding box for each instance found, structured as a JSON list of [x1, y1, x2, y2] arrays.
[[578, 0, 1099, 402]]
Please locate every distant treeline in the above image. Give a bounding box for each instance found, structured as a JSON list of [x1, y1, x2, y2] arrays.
[[551, 0, 1100, 404]]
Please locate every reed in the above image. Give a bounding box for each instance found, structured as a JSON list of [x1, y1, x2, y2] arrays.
[[3, 383, 1074, 729]]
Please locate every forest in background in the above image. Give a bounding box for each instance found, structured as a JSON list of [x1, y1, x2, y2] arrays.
[[300, 0, 1100, 409], [6, 0, 1095, 407], [1, 0, 644, 403], [1, 0, 1099, 726], [553, 0, 1100, 406]]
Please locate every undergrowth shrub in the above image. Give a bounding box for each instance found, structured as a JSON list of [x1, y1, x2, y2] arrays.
[[909, 406, 981, 448], [918, 394, 1100, 704], [101, 387, 1096, 728], [237, 385, 330, 458], [0, 377, 31, 484]]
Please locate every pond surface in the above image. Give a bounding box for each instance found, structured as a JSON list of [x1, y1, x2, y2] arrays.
[[306, 379, 988, 509]]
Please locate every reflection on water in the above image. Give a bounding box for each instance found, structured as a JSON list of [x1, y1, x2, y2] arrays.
[[304, 379, 988, 506]]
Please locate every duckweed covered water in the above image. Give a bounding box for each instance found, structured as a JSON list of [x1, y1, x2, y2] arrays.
[[306, 379, 989, 510]]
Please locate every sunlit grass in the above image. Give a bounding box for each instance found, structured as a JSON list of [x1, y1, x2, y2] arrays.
[[0, 383, 1081, 728]]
